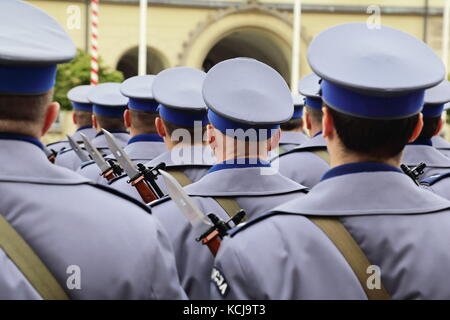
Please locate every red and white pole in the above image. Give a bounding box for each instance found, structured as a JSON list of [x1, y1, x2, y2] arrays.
[[90, 0, 99, 85]]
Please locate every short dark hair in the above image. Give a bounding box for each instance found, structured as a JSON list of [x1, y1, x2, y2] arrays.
[[328, 106, 419, 159], [281, 118, 303, 131], [95, 114, 126, 131], [306, 106, 323, 124], [0, 92, 52, 135], [418, 116, 440, 140], [162, 119, 207, 145], [74, 110, 92, 128], [130, 109, 158, 134]]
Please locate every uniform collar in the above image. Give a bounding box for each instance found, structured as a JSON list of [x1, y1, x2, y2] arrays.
[[76, 125, 93, 132], [0, 133, 44, 150], [321, 162, 402, 182], [128, 134, 163, 145], [313, 131, 323, 138], [95, 129, 129, 138], [208, 158, 271, 174], [408, 138, 433, 146]]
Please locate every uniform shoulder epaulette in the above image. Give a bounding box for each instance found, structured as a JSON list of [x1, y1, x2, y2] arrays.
[[149, 195, 171, 208], [47, 140, 67, 147], [89, 183, 152, 215], [58, 147, 74, 155], [80, 160, 95, 169], [421, 171, 450, 186], [228, 211, 299, 238], [107, 173, 128, 185]]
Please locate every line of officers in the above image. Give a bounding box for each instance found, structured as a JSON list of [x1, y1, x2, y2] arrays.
[[3, 0, 450, 300]]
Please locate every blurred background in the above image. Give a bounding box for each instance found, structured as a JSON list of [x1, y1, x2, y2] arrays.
[[27, 0, 450, 143]]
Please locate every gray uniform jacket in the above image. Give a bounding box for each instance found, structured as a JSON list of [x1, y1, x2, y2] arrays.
[[431, 135, 450, 158], [77, 140, 166, 184], [0, 138, 186, 299], [151, 165, 308, 299], [108, 145, 214, 203], [47, 127, 97, 154], [272, 134, 329, 188], [402, 143, 450, 179], [278, 131, 309, 153], [55, 131, 130, 171], [212, 165, 450, 300]]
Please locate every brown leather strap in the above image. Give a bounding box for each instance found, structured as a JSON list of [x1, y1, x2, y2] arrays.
[[309, 216, 390, 300]]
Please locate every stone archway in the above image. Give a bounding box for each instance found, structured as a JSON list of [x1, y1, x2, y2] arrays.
[[178, 2, 311, 85], [116, 46, 169, 79]]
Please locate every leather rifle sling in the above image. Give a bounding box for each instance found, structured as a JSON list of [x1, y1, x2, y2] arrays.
[[0, 215, 69, 300], [309, 216, 390, 300]]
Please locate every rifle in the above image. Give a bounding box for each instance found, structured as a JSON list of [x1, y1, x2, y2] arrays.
[[160, 169, 246, 256], [400, 162, 427, 186], [102, 129, 165, 203], [80, 133, 123, 181]]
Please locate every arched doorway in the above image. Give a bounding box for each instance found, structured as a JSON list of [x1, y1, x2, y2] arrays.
[[202, 28, 290, 83], [116, 47, 168, 79]]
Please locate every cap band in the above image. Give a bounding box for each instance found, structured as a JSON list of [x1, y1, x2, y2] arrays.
[[0, 65, 57, 94], [93, 104, 127, 118], [321, 80, 425, 119], [422, 103, 445, 118], [208, 109, 280, 141], [128, 98, 159, 112], [305, 97, 323, 110], [292, 108, 303, 119], [72, 102, 93, 112], [158, 104, 208, 127]]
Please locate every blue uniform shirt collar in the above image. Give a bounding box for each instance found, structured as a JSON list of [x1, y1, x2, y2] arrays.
[[321, 162, 402, 182], [208, 158, 271, 174], [128, 133, 163, 145], [0, 133, 44, 150], [95, 129, 129, 138], [408, 138, 433, 146], [76, 125, 93, 132], [313, 131, 323, 138]]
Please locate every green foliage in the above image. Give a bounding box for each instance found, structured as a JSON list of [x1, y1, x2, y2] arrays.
[[54, 49, 124, 110]]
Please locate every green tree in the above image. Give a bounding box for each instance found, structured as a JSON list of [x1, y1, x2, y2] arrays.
[[54, 49, 124, 110]]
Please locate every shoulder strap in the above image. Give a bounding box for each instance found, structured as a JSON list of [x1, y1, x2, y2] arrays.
[[309, 216, 390, 300], [165, 169, 245, 220], [0, 215, 69, 300], [312, 149, 330, 165]]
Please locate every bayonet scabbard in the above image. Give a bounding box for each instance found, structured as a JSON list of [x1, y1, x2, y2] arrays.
[[130, 175, 158, 204]]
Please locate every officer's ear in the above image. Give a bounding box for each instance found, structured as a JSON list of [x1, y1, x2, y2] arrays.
[[435, 118, 444, 137], [322, 106, 334, 139], [92, 114, 99, 131], [72, 111, 77, 125], [123, 109, 132, 129], [408, 113, 424, 143], [267, 129, 281, 152], [206, 124, 218, 152], [305, 111, 312, 132], [41, 102, 60, 137], [155, 117, 166, 138]]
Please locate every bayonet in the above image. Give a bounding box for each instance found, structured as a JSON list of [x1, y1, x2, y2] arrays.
[[67, 135, 91, 162], [103, 129, 165, 203], [160, 170, 246, 256], [80, 133, 123, 181]]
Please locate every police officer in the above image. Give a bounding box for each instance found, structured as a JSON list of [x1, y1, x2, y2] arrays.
[[55, 83, 130, 171], [77, 75, 166, 183], [151, 58, 308, 299], [272, 73, 329, 188], [46, 85, 97, 154], [107, 67, 214, 201], [0, 0, 185, 299], [402, 80, 450, 179], [431, 102, 450, 157], [276, 94, 308, 154], [211, 23, 450, 300]]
